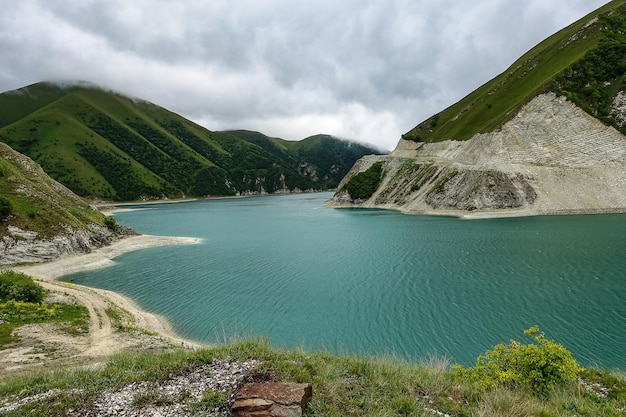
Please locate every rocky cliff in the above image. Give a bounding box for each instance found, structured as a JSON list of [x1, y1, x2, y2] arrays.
[[1, 224, 115, 266], [327, 93, 626, 217]]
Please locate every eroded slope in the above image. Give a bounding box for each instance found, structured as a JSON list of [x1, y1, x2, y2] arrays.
[[328, 94, 626, 217]]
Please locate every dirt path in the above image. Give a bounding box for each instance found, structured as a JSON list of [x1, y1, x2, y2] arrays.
[[38, 280, 116, 359]]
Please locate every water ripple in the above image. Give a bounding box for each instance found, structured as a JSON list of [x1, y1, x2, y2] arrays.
[[63, 194, 626, 369]]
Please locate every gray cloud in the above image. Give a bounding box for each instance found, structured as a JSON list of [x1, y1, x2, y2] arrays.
[[0, 0, 608, 150]]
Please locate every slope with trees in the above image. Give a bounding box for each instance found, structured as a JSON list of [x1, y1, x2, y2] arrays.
[[0, 83, 382, 201]]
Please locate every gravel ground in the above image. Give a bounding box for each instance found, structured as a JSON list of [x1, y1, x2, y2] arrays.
[[0, 359, 260, 416]]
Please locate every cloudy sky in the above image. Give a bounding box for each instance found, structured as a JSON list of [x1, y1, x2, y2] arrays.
[[0, 0, 609, 151]]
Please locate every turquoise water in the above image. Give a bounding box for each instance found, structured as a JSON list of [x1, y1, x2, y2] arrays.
[[64, 193, 626, 369]]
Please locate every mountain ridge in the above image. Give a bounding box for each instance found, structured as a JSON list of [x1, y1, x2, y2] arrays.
[[403, 0, 626, 142], [0, 81, 382, 201]]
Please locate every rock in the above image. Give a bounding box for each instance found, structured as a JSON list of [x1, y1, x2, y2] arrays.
[[0, 224, 114, 266], [232, 382, 312, 417]]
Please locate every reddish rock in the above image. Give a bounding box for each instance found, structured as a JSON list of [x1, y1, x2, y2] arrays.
[[231, 382, 312, 417]]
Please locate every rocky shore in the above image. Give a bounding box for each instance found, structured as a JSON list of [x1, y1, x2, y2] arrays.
[[13, 234, 200, 279], [0, 223, 134, 266]]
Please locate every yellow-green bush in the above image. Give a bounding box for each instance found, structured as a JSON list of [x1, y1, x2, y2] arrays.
[[455, 327, 582, 394], [0, 300, 62, 322]]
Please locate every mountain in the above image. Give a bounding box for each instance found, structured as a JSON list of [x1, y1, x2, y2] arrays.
[[228, 130, 381, 189], [328, 0, 626, 217], [0, 82, 382, 201], [0, 142, 126, 265], [404, 0, 626, 143]]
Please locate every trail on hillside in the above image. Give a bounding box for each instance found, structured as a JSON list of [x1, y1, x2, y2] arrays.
[[38, 280, 117, 359]]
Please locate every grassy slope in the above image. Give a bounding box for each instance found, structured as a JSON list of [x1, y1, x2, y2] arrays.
[[0, 85, 190, 199], [0, 142, 107, 239], [404, 0, 626, 142], [0, 339, 624, 416], [0, 83, 381, 200]]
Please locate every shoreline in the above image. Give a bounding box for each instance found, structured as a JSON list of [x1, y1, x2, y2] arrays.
[[98, 190, 335, 215], [14, 234, 201, 279], [12, 234, 204, 350], [324, 200, 626, 219]]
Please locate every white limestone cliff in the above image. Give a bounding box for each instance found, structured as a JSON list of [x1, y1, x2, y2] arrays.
[[327, 93, 626, 218], [0, 224, 114, 266]]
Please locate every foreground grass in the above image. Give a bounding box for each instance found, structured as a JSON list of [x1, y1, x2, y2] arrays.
[[0, 338, 624, 416]]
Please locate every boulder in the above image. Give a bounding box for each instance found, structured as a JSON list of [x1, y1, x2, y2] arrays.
[[231, 382, 312, 417]]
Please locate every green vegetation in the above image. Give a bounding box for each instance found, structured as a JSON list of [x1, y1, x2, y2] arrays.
[[455, 327, 582, 395], [0, 301, 88, 341], [76, 143, 164, 200], [0, 196, 11, 220], [105, 304, 138, 332], [0, 83, 382, 201], [552, 11, 626, 127], [0, 337, 624, 416], [0, 142, 109, 239], [189, 390, 228, 413], [0, 271, 89, 346], [103, 215, 117, 232], [344, 161, 384, 200], [0, 271, 44, 303], [403, 0, 626, 142]]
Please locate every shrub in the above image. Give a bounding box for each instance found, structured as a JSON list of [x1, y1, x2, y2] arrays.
[[0, 196, 12, 220], [0, 270, 45, 303], [104, 216, 117, 231], [454, 327, 582, 394], [345, 162, 384, 200]]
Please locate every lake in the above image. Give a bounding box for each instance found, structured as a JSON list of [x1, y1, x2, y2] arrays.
[[63, 192, 626, 369]]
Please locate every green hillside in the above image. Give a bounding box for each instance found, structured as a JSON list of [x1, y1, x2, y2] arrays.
[[404, 0, 626, 142], [0, 82, 381, 201], [228, 131, 381, 189], [0, 142, 108, 239]]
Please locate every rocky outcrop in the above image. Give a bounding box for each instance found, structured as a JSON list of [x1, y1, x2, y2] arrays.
[[232, 383, 312, 417], [327, 93, 626, 217], [0, 224, 115, 266]]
